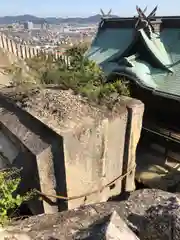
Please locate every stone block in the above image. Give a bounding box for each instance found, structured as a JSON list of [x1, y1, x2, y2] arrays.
[[0, 91, 144, 214]]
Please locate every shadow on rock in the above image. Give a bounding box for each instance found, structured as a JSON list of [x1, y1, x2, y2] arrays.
[[128, 196, 180, 240], [74, 215, 110, 239]]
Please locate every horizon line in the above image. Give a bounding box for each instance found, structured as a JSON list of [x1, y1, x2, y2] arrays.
[[0, 13, 103, 18]]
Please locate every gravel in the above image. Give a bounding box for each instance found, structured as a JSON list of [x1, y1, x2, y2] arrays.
[[0, 86, 127, 133], [0, 87, 106, 132]]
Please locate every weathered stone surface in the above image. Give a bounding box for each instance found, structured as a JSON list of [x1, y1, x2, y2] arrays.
[[0, 88, 144, 214], [120, 96, 144, 192], [0, 94, 65, 214], [122, 189, 180, 239], [0, 229, 32, 240], [3, 202, 126, 239], [105, 211, 139, 239], [1, 189, 180, 240], [140, 196, 180, 239]]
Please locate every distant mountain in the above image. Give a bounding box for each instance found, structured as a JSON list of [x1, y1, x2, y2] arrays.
[[0, 14, 118, 25], [0, 15, 44, 24]]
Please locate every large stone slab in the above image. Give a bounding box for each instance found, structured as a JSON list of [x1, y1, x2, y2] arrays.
[[0, 88, 144, 214]]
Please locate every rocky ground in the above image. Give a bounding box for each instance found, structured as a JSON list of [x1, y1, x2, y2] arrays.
[[1, 189, 180, 239]]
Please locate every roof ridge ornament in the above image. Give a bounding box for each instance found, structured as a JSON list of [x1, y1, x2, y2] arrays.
[[100, 8, 112, 19], [134, 6, 147, 17], [135, 5, 158, 38], [99, 8, 112, 29]]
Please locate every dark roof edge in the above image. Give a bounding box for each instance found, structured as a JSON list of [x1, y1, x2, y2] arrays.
[[105, 16, 180, 21], [101, 16, 180, 29]]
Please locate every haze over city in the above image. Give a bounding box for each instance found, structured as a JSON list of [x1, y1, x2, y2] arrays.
[[1, 0, 180, 17]]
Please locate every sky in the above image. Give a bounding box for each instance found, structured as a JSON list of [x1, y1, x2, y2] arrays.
[[1, 0, 180, 17]]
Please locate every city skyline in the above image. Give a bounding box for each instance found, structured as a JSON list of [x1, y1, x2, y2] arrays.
[[1, 0, 180, 17]]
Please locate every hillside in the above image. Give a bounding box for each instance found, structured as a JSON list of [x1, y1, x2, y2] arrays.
[[0, 14, 119, 25]]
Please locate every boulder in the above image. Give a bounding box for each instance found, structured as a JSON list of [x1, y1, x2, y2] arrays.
[[2, 189, 180, 239], [105, 211, 139, 240]]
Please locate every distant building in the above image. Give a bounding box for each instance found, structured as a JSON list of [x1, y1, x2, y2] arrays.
[[41, 22, 49, 30], [23, 21, 34, 30]]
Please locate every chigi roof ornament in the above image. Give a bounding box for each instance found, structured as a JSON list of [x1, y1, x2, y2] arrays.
[[100, 9, 112, 19], [134, 6, 148, 17], [99, 8, 112, 28], [135, 5, 158, 38]]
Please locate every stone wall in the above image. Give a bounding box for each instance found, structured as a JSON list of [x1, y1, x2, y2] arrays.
[[0, 93, 144, 214]]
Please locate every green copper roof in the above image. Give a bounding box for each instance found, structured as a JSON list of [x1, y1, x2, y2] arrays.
[[151, 29, 180, 96], [86, 28, 134, 65], [86, 17, 180, 100], [139, 29, 173, 72]]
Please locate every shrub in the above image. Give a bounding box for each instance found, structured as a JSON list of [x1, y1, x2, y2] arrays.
[[80, 79, 130, 104], [0, 168, 34, 226], [24, 44, 130, 104]]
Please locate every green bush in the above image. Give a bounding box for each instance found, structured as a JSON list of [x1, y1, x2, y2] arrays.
[[80, 79, 130, 104], [0, 168, 34, 226], [25, 44, 130, 104]]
